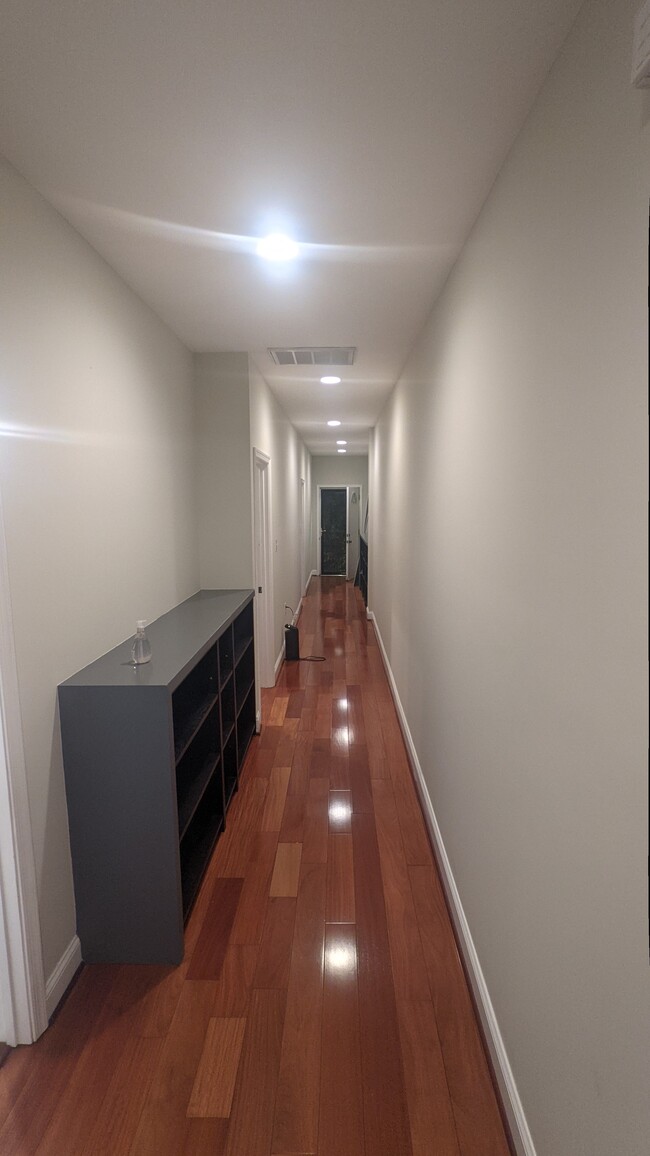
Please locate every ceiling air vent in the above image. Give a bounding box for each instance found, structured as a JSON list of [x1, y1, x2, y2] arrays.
[[268, 346, 356, 367]]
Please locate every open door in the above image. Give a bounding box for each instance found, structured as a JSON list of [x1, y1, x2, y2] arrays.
[[252, 449, 275, 699], [319, 487, 347, 575], [347, 486, 361, 581]]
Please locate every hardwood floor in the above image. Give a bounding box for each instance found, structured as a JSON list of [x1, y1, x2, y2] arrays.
[[0, 577, 511, 1155]]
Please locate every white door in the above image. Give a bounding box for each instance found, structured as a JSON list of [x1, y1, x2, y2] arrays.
[[252, 449, 275, 694], [347, 486, 361, 581]]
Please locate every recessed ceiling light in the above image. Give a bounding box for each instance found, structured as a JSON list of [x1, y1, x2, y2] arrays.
[[327, 420, 341, 427], [256, 233, 299, 261], [336, 440, 347, 445], [320, 375, 341, 385], [338, 448, 347, 454]]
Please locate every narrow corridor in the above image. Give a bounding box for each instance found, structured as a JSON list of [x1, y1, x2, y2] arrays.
[[0, 577, 510, 1155]]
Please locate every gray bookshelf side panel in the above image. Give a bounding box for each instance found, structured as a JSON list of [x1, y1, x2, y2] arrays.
[[58, 684, 183, 964]]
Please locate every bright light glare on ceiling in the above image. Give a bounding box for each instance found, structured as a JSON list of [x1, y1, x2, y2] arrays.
[[338, 448, 347, 453], [256, 233, 299, 261], [327, 420, 341, 427], [320, 375, 341, 385], [336, 440, 347, 445]]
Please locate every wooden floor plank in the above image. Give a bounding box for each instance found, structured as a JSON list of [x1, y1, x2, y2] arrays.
[[187, 1018, 247, 1118], [212, 945, 259, 1017], [213, 777, 268, 877], [33, 965, 159, 1156], [326, 833, 355, 922], [180, 1119, 229, 1156], [223, 989, 287, 1156], [271, 861, 326, 1155], [348, 743, 374, 813], [259, 725, 284, 751], [279, 794, 306, 842], [346, 685, 366, 746], [369, 755, 391, 780], [127, 979, 218, 1156], [245, 744, 276, 779], [361, 687, 387, 764], [274, 718, 300, 766], [287, 734, 313, 797], [314, 694, 333, 739], [187, 877, 244, 980], [318, 924, 364, 1156], [352, 811, 414, 1156], [302, 776, 330, 865], [372, 778, 432, 1003], [331, 694, 348, 736], [397, 1000, 461, 1156], [0, 965, 118, 1156], [229, 831, 278, 945], [133, 963, 188, 1039], [254, 898, 298, 989], [269, 696, 289, 726], [309, 737, 331, 777], [269, 843, 303, 897], [0, 1045, 31, 1124], [391, 771, 433, 867], [409, 866, 509, 1155], [84, 1036, 165, 1156], [285, 690, 305, 718], [328, 789, 352, 831], [330, 750, 350, 789], [261, 766, 292, 832]]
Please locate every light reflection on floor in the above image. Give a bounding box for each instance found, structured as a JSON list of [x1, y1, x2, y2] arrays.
[[324, 928, 357, 978], [328, 796, 352, 830]]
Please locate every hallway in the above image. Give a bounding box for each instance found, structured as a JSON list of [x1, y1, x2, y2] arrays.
[[0, 578, 509, 1156]]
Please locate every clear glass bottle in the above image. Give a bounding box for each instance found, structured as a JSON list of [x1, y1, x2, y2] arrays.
[[131, 620, 152, 665]]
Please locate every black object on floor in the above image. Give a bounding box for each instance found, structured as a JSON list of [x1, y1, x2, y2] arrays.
[[285, 623, 300, 660]]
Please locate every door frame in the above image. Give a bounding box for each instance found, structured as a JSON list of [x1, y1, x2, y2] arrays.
[[252, 449, 275, 704], [318, 485, 363, 577], [298, 478, 306, 595], [0, 486, 48, 1046]]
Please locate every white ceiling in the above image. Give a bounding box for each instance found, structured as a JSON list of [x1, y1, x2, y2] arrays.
[[0, 0, 581, 455]]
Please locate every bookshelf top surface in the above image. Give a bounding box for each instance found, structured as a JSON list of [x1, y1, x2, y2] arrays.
[[59, 589, 254, 692]]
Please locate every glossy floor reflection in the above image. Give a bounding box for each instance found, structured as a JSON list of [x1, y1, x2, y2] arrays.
[[324, 925, 357, 978]]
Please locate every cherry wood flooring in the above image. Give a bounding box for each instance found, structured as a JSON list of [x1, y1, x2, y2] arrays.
[[0, 578, 511, 1156]]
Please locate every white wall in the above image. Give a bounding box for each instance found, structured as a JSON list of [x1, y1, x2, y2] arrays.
[[370, 1, 649, 1153], [0, 158, 198, 980], [195, 353, 254, 590], [194, 353, 311, 670], [249, 360, 312, 665], [311, 455, 368, 572]]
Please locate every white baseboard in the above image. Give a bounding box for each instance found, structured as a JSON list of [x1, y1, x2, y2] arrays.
[[46, 935, 81, 1020], [370, 610, 536, 1156], [293, 597, 303, 626], [274, 646, 284, 681]]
